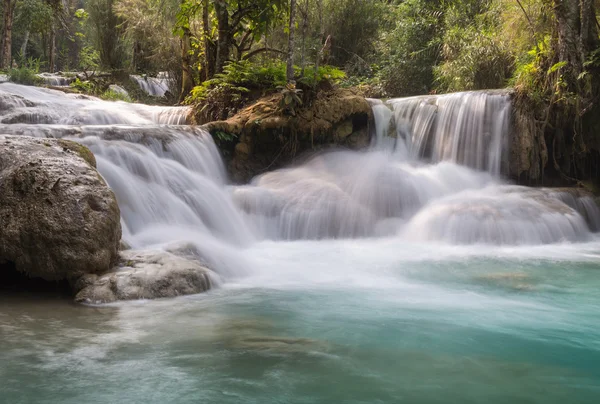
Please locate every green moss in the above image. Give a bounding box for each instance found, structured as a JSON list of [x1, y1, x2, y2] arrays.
[[57, 139, 97, 168]]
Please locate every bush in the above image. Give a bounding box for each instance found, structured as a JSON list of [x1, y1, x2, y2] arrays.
[[185, 60, 346, 121], [70, 77, 97, 94], [8, 58, 43, 86], [100, 89, 132, 102], [376, 0, 445, 96], [434, 4, 514, 92], [8, 67, 43, 86]]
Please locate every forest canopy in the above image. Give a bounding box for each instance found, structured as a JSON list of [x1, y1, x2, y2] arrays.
[[0, 0, 599, 105]]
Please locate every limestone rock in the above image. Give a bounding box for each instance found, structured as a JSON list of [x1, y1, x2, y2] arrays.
[[203, 88, 373, 183], [0, 135, 121, 281], [74, 250, 212, 304]]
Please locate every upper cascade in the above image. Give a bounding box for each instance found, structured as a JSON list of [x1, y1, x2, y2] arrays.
[[130, 73, 172, 97], [370, 90, 511, 175], [0, 82, 189, 125]]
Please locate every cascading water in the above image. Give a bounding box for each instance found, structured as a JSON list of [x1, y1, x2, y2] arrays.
[[130, 73, 172, 97], [36, 73, 76, 87], [374, 90, 511, 174], [0, 83, 597, 250], [0, 82, 189, 125], [1, 83, 600, 404]]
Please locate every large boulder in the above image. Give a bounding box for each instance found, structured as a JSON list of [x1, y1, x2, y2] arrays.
[[0, 135, 121, 281], [73, 250, 212, 304], [203, 88, 373, 183]]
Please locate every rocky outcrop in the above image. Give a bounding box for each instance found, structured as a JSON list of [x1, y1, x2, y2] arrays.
[[509, 92, 600, 187], [73, 250, 212, 304], [203, 88, 373, 183], [0, 135, 121, 282]]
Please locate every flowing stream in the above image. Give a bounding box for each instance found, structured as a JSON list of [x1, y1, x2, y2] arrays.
[[1, 83, 599, 403]]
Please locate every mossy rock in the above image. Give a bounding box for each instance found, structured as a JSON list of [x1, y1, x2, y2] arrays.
[[202, 88, 373, 183], [57, 139, 97, 168]]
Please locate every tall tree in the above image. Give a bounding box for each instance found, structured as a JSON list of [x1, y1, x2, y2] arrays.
[[1, 0, 16, 69], [88, 0, 125, 69], [179, 18, 195, 102], [177, 0, 287, 81], [286, 0, 296, 82]]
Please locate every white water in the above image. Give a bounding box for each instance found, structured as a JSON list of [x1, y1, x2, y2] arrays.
[[0, 83, 598, 271], [375, 90, 511, 174], [36, 73, 75, 87], [131, 73, 172, 97], [0, 82, 189, 125]]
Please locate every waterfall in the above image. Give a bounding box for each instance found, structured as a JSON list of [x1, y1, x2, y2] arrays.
[[0, 82, 189, 125], [0, 82, 598, 281], [36, 73, 75, 87], [130, 74, 172, 97], [372, 90, 511, 175]]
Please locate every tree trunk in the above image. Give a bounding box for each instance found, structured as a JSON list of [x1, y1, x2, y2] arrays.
[[214, 0, 230, 75], [299, 0, 309, 76], [313, 0, 323, 81], [179, 26, 195, 103], [554, 0, 584, 75], [49, 23, 56, 73], [553, 0, 599, 99], [286, 0, 297, 82], [545, 0, 600, 181], [20, 30, 30, 61], [1, 0, 15, 69], [202, 0, 214, 80], [579, 0, 598, 59]]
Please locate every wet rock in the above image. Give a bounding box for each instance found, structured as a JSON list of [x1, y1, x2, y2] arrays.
[[74, 250, 211, 304], [0, 135, 121, 281], [203, 88, 373, 183]]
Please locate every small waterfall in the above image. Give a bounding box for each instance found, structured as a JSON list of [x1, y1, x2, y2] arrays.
[[376, 90, 511, 175], [36, 73, 75, 87], [108, 84, 130, 98], [0, 82, 189, 125], [130, 74, 172, 97]]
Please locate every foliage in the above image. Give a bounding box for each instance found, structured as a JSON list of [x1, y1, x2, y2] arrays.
[[8, 67, 42, 86], [278, 82, 303, 115], [186, 59, 344, 105], [510, 35, 552, 102], [434, 3, 514, 92], [376, 0, 445, 96], [70, 77, 97, 94], [8, 58, 42, 85], [87, 0, 128, 69], [321, 0, 389, 67], [115, 0, 181, 76], [100, 89, 132, 102]]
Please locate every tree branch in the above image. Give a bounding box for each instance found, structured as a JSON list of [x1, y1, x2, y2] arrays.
[[231, 6, 255, 29], [242, 47, 286, 60], [515, 0, 537, 41]]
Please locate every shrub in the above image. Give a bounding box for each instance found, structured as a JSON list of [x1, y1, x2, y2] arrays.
[[185, 59, 346, 121], [100, 89, 132, 102], [8, 58, 43, 86], [8, 67, 43, 86], [434, 5, 514, 92], [70, 77, 97, 94]]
